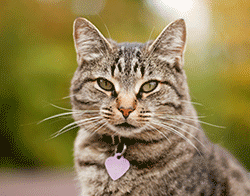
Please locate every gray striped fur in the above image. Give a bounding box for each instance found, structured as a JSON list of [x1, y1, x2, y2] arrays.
[[71, 18, 250, 195]]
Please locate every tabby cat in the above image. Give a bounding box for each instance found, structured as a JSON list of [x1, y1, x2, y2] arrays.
[[71, 18, 250, 195]]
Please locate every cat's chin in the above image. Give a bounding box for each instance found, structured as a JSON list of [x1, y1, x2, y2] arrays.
[[115, 122, 137, 129], [106, 123, 142, 138]]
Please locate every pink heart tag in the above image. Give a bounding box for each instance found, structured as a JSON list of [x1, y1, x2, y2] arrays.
[[105, 153, 130, 181]]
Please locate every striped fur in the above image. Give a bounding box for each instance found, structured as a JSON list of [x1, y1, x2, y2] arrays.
[[71, 18, 250, 195]]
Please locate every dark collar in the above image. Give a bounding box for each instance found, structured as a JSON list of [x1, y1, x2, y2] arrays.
[[100, 134, 164, 151]]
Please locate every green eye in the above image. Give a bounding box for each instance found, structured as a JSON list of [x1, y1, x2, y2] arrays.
[[97, 78, 114, 91], [141, 81, 158, 93]]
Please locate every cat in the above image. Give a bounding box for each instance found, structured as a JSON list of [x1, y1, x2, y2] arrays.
[[71, 17, 250, 195]]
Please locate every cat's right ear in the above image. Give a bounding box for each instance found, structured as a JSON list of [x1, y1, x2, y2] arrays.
[[73, 18, 113, 64]]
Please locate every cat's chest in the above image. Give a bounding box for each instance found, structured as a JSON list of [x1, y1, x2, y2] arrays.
[[75, 148, 132, 195], [75, 158, 166, 196], [74, 132, 151, 194]]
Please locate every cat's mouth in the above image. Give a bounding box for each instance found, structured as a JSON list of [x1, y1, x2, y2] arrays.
[[115, 122, 137, 129]]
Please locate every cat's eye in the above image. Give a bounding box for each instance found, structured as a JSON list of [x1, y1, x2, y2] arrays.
[[97, 78, 114, 91], [141, 81, 158, 93]]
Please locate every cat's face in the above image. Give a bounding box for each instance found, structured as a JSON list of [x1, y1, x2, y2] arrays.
[[71, 18, 188, 139]]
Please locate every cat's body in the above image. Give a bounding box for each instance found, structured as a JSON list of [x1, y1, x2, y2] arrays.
[[71, 18, 250, 195]]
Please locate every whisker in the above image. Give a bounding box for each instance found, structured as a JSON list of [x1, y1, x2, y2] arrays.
[[90, 121, 108, 136], [148, 124, 171, 144], [49, 124, 79, 140], [49, 117, 102, 139], [165, 118, 203, 133], [38, 111, 82, 124], [84, 119, 104, 132], [159, 115, 225, 129], [180, 100, 203, 106], [39, 109, 99, 125], [97, 14, 112, 39], [60, 118, 102, 137], [54, 116, 102, 137], [62, 95, 75, 99], [49, 103, 99, 113], [94, 14, 112, 60], [145, 26, 155, 53], [145, 37, 160, 62], [151, 121, 202, 156], [156, 112, 206, 119], [49, 103, 75, 111], [161, 121, 208, 151]]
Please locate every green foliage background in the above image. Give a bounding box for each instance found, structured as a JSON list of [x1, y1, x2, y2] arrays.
[[0, 0, 249, 170]]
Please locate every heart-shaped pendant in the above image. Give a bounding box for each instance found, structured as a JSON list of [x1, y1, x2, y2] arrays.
[[105, 153, 130, 181]]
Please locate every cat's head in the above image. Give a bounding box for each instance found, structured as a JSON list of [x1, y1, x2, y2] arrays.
[[71, 18, 191, 140]]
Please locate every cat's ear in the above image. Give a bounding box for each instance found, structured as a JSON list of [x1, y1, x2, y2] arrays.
[[73, 18, 113, 64], [146, 19, 186, 69]]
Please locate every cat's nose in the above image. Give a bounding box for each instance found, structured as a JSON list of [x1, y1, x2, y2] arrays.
[[118, 107, 134, 119]]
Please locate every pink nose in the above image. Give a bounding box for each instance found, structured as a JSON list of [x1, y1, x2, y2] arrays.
[[119, 107, 134, 118]]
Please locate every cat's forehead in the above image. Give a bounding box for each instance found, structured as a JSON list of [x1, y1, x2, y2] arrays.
[[108, 43, 142, 87], [114, 43, 144, 75], [117, 42, 143, 55], [111, 43, 164, 81]]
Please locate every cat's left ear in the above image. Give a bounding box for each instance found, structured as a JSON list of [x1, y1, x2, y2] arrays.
[[146, 19, 186, 69], [73, 18, 113, 64]]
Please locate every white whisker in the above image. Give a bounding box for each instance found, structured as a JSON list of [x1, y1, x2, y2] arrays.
[[54, 116, 101, 137], [180, 100, 203, 106], [49, 124, 79, 140], [160, 115, 225, 129], [161, 121, 208, 151], [38, 111, 82, 124], [97, 14, 112, 40], [49, 103, 99, 113], [62, 95, 75, 99], [145, 26, 155, 53], [157, 114, 226, 129], [90, 121, 108, 136], [49, 103, 75, 111], [156, 112, 206, 119], [148, 124, 171, 144], [39, 108, 99, 125], [151, 121, 202, 156], [49, 117, 102, 139], [84, 120, 103, 132], [166, 118, 202, 133]]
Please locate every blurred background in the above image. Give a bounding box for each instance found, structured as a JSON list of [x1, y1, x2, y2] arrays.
[[0, 0, 249, 194]]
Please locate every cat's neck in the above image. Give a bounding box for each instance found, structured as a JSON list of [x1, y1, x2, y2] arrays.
[[81, 129, 208, 169]]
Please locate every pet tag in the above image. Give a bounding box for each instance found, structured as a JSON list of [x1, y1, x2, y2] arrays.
[[105, 153, 130, 181]]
